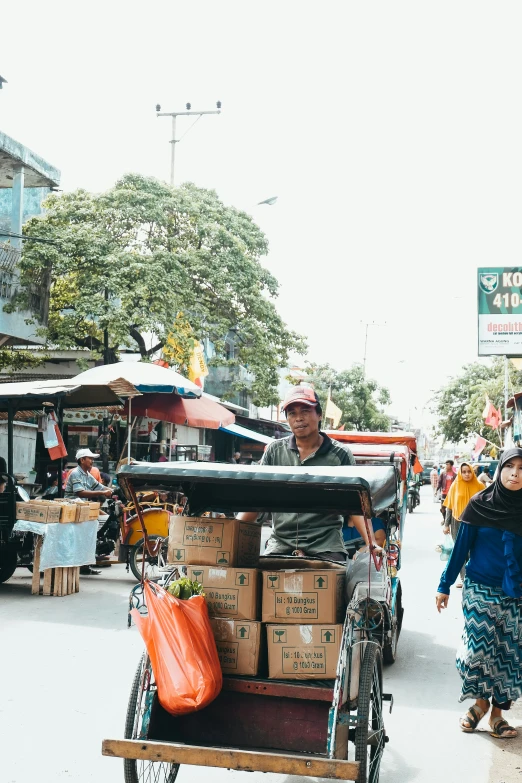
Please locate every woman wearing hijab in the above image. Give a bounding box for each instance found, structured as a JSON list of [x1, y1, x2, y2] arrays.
[[442, 462, 484, 586], [436, 448, 522, 739]]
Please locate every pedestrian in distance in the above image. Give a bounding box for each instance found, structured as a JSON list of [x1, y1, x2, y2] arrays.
[[430, 465, 439, 502], [435, 448, 522, 739], [438, 460, 457, 521], [478, 467, 493, 486], [442, 462, 483, 587]]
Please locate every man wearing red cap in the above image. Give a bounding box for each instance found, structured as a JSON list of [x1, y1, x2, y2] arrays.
[[238, 385, 381, 560]]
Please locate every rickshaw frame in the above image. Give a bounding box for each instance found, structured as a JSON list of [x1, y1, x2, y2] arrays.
[[103, 461, 398, 783]]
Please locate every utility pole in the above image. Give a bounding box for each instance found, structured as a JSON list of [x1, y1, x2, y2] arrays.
[[102, 287, 110, 472], [362, 321, 386, 375], [156, 101, 222, 186]]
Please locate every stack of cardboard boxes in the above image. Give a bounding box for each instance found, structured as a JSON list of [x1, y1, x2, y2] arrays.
[[262, 567, 345, 679], [168, 515, 263, 676], [168, 517, 346, 681], [16, 499, 99, 524]]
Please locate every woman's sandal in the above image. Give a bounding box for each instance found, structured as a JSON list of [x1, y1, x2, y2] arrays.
[[489, 718, 518, 739], [460, 705, 487, 733]]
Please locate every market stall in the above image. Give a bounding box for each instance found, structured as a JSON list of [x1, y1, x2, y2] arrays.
[[0, 378, 137, 585]]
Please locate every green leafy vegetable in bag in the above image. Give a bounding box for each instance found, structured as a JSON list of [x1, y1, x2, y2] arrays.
[[167, 577, 204, 600]]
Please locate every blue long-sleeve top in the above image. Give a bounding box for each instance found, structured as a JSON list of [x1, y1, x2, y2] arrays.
[[438, 523, 522, 598]]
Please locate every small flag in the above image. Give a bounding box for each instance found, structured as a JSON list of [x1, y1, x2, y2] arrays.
[[325, 388, 342, 429], [472, 436, 487, 461], [482, 395, 501, 429]]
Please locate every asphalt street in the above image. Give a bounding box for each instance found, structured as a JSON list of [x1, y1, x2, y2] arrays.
[[1, 485, 520, 783]]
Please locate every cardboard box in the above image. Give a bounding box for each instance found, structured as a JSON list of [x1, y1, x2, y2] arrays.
[[262, 570, 345, 624], [58, 504, 77, 524], [16, 501, 62, 524], [168, 516, 261, 567], [74, 503, 90, 522], [88, 502, 101, 520], [210, 619, 262, 675], [185, 565, 259, 620], [267, 624, 343, 679]]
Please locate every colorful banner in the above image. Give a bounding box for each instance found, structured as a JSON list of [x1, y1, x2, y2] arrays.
[[478, 267, 522, 356], [188, 341, 209, 388]]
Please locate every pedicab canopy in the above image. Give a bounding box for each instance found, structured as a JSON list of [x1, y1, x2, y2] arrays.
[[326, 430, 423, 475], [117, 461, 397, 517], [343, 442, 414, 482]]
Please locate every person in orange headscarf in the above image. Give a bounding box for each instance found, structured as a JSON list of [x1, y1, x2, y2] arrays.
[[443, 462, 484, 586]]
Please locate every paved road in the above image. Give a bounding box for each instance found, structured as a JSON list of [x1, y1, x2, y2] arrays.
[[1, 486, 520, 783]]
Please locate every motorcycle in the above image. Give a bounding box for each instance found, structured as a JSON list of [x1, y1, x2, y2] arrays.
[[407, 479, 421, 513], [96, 494, 123, 558]]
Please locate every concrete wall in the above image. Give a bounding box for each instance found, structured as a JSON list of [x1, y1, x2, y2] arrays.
[[0, 187, 50, 235]]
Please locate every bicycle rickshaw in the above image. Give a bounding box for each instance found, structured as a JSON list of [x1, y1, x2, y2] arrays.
[[102, 460, 398, 783]]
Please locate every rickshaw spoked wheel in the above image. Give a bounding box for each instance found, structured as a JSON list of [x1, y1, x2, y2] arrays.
[[124, 652, 180, 783], [129, 536, 169, 582], [354, 643, 385, 783]]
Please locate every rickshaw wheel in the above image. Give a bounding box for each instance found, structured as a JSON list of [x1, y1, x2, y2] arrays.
[[355, 643, 385, 783], [0, 547, 18, 583], [124, 652, 180, 783], [129, 536, 169, 582]]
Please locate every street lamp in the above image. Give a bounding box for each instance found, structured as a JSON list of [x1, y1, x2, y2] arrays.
[[156, 101, 222, 186]]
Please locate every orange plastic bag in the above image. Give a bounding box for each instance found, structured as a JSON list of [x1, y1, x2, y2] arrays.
[[131, 580, 222, 715]]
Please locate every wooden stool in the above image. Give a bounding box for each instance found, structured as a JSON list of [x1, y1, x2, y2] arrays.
[[31, 536, 80, 596]]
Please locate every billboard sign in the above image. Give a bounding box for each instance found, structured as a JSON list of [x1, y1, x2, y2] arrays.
[[478, 267, 522, 356]]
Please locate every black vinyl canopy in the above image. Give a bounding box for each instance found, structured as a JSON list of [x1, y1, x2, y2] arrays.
[[118, 461, 397, 516]]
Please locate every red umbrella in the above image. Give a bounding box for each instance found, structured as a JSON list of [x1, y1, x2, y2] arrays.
[[124, 394, 235, 429]]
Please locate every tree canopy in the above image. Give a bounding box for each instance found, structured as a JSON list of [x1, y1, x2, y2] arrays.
[[296, 363, 391, 431], [433, 358, 521, 445], [12, 174, 305, 406]]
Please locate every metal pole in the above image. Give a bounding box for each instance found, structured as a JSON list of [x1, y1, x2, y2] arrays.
[[56, 399, 64, 498], [127, 397, 132, 462], [363, 324, 369, 375], [7, 401, 14, 477], [504, 355, 509, 420], [170, 115, 177, 186]]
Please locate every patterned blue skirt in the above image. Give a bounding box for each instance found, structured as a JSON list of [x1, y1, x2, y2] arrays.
[[457, 578, 522, 704]]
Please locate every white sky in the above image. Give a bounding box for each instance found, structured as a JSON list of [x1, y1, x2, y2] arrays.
[[2, 1, 519, 423]]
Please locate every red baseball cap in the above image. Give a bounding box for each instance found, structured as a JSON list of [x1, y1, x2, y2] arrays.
[[281, 385, 320, 412]]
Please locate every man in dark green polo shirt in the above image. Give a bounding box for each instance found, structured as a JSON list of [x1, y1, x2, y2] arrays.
[[238, 385, 381, 561]]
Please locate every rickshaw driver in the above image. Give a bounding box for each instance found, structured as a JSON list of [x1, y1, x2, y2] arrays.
[[238, 386, 383, 561]]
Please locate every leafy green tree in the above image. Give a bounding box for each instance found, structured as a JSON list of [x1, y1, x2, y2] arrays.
[[296, 363, 391, 431], [433, 358, 522, 445], [11, 174, 305, 406]]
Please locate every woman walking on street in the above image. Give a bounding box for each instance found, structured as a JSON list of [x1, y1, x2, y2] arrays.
[[442, 462, 483, 587], [435, 448, 522, 739]]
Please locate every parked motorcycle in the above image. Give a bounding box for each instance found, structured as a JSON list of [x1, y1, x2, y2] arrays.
[[407, 479, 421, 513], [96, 494, 123, 558]]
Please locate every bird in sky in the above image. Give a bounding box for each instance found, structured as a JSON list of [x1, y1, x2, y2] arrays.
[[257, 196, 278, 206]]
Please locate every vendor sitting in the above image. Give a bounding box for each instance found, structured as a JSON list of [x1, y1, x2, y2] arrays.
[[343, 516, 386, 548], [65, 449, 113, 501]]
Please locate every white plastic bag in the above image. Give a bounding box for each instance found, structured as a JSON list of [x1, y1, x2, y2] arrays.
[[42, 413, 59, 449]]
